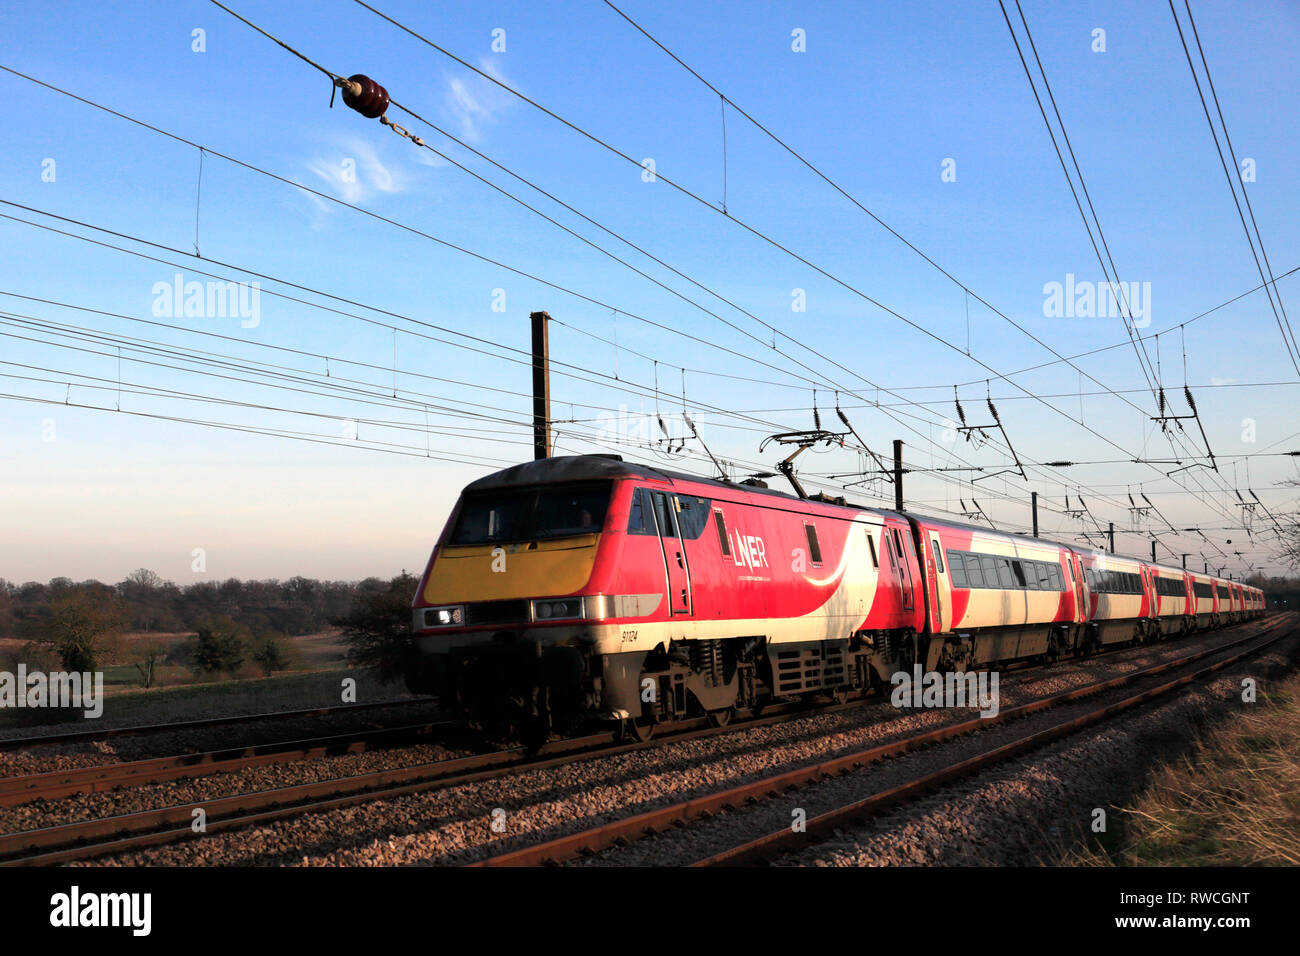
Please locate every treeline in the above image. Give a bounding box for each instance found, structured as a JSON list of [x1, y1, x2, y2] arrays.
[[0, 570, 404, 641], [0, 570, 420, 684]]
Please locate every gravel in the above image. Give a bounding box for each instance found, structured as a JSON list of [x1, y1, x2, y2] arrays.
[[51, 624, 1285, 867], [580, 631, 1300, 866], [0, 701, 440, 778]]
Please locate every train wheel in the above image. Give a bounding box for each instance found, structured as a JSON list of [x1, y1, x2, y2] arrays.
[[622, 717, 655, 743], [707, 707, 735, 728], [520, 721, 549, 754]]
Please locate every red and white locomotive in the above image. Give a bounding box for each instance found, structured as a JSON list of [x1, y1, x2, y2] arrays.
[[407, 455, 1266, 740]]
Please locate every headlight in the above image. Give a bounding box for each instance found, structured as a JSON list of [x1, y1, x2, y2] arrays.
[[422, 605, 464, 628], [531, 598, 583, 621]]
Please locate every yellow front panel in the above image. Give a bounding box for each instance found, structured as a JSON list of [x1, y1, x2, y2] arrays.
[[422, 534, 600, 603]]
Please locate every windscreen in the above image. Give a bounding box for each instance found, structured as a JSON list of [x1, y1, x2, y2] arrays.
[[448, 482, 612, 545]]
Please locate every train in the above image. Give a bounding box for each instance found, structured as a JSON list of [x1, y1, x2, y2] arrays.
[[405, 454, 1266, 742]]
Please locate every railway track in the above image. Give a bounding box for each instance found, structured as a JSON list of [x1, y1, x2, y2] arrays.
[[0, 718, 455, 807], [0, 690, 882, 865], [471, 614, 1294, 867], [0, 696, 434, 752], [0, 615, 1283, 866]]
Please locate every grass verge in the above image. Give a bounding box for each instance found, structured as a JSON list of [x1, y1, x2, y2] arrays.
[[1067, 672, 1300, 866]]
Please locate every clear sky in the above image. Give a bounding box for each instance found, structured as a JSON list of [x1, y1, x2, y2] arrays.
[[1, 0, 1297, 585]]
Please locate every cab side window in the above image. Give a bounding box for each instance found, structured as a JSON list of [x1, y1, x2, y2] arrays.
[[627, 488, 655, 535], [675, 495, 711, 539]]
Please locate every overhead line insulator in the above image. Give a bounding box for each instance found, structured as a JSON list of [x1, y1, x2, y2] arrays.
[[339, 74, 390, 119]]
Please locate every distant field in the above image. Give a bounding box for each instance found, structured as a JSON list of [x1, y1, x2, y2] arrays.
[[0, 629, 413, 731], [0, 628, 348, 689]]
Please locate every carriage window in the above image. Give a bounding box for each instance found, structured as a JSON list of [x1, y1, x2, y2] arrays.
[[804, 523, 823, 566], [932, 541, 945, 573], [964, 553, 986, 588], [713, 510, 731, 557], [1011, 560, 1028, 588], [996, 559, 1016, 588], [947, 549, 966, 587], [866, 530, 879, 568], [980, 555, 1000, 586]]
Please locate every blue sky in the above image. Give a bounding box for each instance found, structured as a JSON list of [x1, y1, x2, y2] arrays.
[[1, 0, 1297, 583]]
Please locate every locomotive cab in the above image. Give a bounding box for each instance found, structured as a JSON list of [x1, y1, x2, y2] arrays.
[[409, 457, 648, 740]]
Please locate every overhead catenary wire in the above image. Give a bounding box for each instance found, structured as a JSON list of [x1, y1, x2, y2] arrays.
[[335, 0, 1260, 537], [0, 61, 1014, 484], [0, 66, 1056, 509], [0, 7, 1275, 574], [600, 0, 1266, 529], [600, 0, 1178, 438], [1002, 0, 1163, 403], [0, 138, 1218, 559], [996, 1, 1246, 523], [197, 2, 1281, 550], [1169, 0, 1300, 374], [3, 204, 1033, 518]]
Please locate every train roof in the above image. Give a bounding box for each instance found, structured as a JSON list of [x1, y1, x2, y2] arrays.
[[463, 454, 664, 491], [465, 456, 1254, 587]]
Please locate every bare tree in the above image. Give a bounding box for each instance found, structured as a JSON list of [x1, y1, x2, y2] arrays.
[[132, 639, 168, 688], [1275, 480, 1300, 570]]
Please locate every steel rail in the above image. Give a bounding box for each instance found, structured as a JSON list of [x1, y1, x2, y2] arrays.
[[1, 616, 1280, 866], [470, 615, 1289, 867], [0, 697, 433, 751], [0, 719, 454, 807], [0, 691, 883, 865], [694, 618, 1293, 866]]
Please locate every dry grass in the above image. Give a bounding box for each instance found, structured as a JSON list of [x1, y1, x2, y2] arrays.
[[1067, 674, 1300, 866]]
